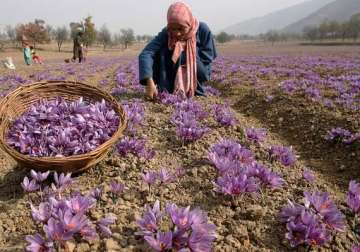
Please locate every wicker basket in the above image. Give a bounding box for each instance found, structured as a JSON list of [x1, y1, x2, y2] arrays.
[[0, 80, 127, 173]]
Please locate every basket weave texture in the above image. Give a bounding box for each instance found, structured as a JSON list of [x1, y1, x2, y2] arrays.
[[0, 80, 127, 173]]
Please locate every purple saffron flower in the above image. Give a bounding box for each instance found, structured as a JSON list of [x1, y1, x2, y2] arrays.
[[97, 215, 117, 238], [21, 176, 40, 193], [158, 168, 176, 183], [245, 127, 267, 143], [175, 167, 186, 178], [352, 245, 360, 252], [211, 104, 238, 127], [303, 169, 315, 183], [65, 194, 95, 214], [25, 233, 53, 252], [189, 223, 216, 252], [110, 181, 126, 196], [53, 172, 72, 189], [59, 209, 88, 234], [31, 202, 52, 223], [214, 174, 259, 196], [166, 204, 192, 229], [43, 218, 74, 243], [141, 171, 157, 185], [324, 128, 352, 142], [347, 180, 360, 214], [79, 224, 98, 241], [137, 200, 162, 235], [144, 231, 173, 252], [89, 186, 103, 200], [279, 200, 305, 223], [269, 145, 296, 166], [249, 163, 284, 188], [300, 191, 345, 232], [30, 170, 50, 182]]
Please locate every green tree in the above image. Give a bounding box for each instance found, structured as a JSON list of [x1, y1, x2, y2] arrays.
[[303, 26, 319, 42], [265, 30, 280, 46], [16, 19, 50, 48], [216, 32, 232, 43], [83, 16, 96, 47], [347, 13, 360, 41]]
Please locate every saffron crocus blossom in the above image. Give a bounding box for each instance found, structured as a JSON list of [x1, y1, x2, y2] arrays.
[[245, 127, 267, 143], [6, 97, 119, 157], [79, 224, 98, 241], [324, 128, 352, 142], [208, 139, 254, 174], [59, 210, 88, 234], [189, 223, 217, 252], [158, 168, 176, 184], [248, 163, 284, 189], [144, 231, 173, 252], [30, 170, 50, 182], [173, 112, 210, 142], [43, 218, 74, 244], [352, 245, 360, 252], [97, 215, 117, 238], [279, 191, 345, 248], [116, 136, 155, 160], [175, 100, 208, 121], [53, 172, 73, 189], [137, 200, 162, 236], [158, 91, 184, 105], [269, 145, 297, 166], [122, 101, 145, 134], [110, 181, 126, 196], [89, 186, 103, 200], [25, 233, 53, 252], [65, 194, 95, 214], [22, 176, 40, 193], [214, 173, 259, 196], [138, 201, 216, 251], [31, 202, 52, 223], [347, 180, 360, 214], [304, 191, 345, 231], [211, 104, 238, 127], [141, 171, 157, 185], [303, 169, 315, 183]]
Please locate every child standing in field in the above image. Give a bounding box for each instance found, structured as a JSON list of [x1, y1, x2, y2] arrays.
[[138, 1, 217, 99], [22, 39, 32, 66], [30, 46, 43, 64]]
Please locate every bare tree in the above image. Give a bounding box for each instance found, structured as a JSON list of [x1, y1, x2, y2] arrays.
[[120, 28, 135, 49], [97, 24, 112, 50], [54, 26, 69, 52], [5, 25, 17, 46]]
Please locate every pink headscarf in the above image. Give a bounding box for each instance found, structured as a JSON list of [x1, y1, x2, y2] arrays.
[[167, 1, 199, 97]]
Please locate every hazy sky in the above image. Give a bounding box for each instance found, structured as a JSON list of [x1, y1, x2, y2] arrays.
[[0, 0, 309, 34]]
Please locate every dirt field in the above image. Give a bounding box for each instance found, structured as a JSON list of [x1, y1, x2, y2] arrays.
[[0, 41, 359, 251]]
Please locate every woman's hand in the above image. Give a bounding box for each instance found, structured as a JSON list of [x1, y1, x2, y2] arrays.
[[145, 78, 158, 100]]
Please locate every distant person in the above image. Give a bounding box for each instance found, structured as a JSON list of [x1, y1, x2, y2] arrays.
[[138, 1, 217, 99], [22, 39, 32, 66], [30, 46, 43, 64], [72, 29, 84, 63], [2, 57, 16, 70]]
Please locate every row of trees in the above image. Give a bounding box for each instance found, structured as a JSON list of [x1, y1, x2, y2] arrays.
[[214, 13, 360, 45], [303, 13, 360, 42], [1, 16, 154, 51]]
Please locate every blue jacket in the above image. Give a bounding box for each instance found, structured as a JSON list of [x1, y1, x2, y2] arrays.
[[138, 22, 217, 95]]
